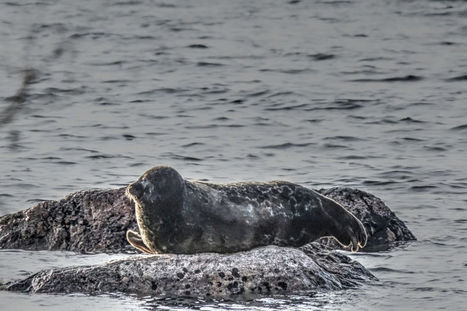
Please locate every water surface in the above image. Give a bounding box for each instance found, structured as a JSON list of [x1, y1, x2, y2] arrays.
[[1, 0, 466, 310]]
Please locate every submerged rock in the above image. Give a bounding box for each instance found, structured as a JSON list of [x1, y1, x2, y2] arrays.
[[4, 243, 375, 298], [0, 187, 415, 253]]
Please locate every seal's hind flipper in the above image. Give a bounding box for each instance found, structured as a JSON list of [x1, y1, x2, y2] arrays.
[[126, 230, 154, 254]]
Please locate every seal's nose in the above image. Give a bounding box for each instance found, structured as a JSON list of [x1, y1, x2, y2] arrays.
[[128, 181, 144, 198]]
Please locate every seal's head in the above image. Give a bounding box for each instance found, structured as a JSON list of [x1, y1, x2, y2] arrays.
[[126, 166, 185, 211], [126, 166, 185, 253]]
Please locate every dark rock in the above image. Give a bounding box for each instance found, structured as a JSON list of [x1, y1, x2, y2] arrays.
[[317, 187, 416, 251], [3, 243, 375, 298], [0, 187, 415, 253], [0, 188, 136, 253]]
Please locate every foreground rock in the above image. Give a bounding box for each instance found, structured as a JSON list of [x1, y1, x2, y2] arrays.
[[4, 243, 375, 299], [0, 187, 415, 253]]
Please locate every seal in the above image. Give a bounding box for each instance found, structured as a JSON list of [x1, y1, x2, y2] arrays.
[[125, 166, 367, 254]]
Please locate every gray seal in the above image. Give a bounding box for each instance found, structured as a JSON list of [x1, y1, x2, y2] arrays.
[[125, 166, 367, 254]]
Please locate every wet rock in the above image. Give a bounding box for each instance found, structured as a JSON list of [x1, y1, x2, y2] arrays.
[[4, 243, 375, 298], [0, 188, 136, 253], [0, 187, 415, 253], [317, 187, 416, 251]]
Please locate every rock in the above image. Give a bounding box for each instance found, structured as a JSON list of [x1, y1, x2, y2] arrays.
[[3, 243, 375, 299], [0, 187, 415, 253], [0, 188, 137, 253], [317, 188, 416, 251]]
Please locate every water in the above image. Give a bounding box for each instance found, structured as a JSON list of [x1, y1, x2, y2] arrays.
[[0, 0, 466, 310]]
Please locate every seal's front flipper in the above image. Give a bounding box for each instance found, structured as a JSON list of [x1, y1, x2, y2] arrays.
[[126, 230, 154, 254]]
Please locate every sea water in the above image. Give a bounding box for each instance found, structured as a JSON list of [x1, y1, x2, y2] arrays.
[[1, 0, 466, 310]]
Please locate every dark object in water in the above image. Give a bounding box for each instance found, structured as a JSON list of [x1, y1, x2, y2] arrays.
[[0, 179, 415, 254]]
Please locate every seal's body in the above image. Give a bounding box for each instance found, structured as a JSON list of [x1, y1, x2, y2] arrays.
[[126, 166, 367, 254]]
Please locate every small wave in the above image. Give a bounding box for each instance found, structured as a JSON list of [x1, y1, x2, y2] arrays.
[[259, 68, 314, 74], [200, 85, 229, 94], [451, 124, 467, 130], [307, 99, 372, 111], [399, 117, 426, 123], [122, 134, 135, 140], [359, 57, 393, 62], [213, 117, 230, 121], [423, 146, 447, 152], [230, 99, 244, 104], [370, 267, 415, 274], [413, 287, 436, 292], [30, 114, 63, 119], [86, 154, 130, 159], [351, 75, 423, 82], [306, 119, 324, 123], [323, 136, 364, 141], [265, 104, 308, 111], [440, 41, 457, 45], [69, 32, 108, 39], [308, 53, 335, 61], [307, 104, 363, 111], [197, 62, 224, 67], [366, 118, 398, 125], [259, 143, 313, 149], [112, 1, 143, 6], [187, 44, 208, 49], [408, 102, 435, 107], [322, 143, 347, 149], [244, 90, 270, 97], [139, 114, 169, 120], [165, 153, 203, 162], [137, 88, 187, 95], [102, 79, 133, 84], [185, 124, 244, 129], [401, 137, 424, 142], [266, 91, 296, 98], [363, 180, 398, 186], [4, 183, 38, 189], [337, 155, 371, 160], [53, 160, 77, 165], [182, 142, 205, 148], [445, 74, 467, 81], [410, 185, 438, 191], [60, 147, 98, 153]]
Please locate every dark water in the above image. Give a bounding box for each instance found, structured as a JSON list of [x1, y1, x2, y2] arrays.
[[1, 0, 466, 310]]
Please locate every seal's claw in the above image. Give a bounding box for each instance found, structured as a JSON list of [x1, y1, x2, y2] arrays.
[[126, 230, 154, 254], [350, 236, 359, 252]]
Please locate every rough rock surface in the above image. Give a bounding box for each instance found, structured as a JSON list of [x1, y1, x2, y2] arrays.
[[0, 187, 415, 253], [4, 243, 375, 298], [0, 188, 137, 253], [317, 187, 416, 251]]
